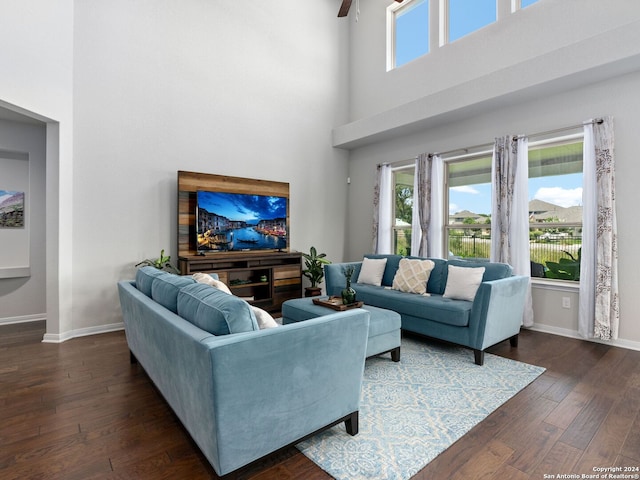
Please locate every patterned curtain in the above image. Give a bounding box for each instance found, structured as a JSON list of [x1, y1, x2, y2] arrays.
[[373, 163, 393, 254], [491, 136, 534, 327], [410, 154, 444, 258], [416, 154, 430, 257], [579, 117, 619, 340]]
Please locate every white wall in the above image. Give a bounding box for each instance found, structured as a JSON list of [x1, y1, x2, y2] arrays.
[[69, 1, 350, 331], [348, 0, 640, 122], [0, 120, 46, 323], [344, 7, 640, 348], [0, 0, 74, 336]]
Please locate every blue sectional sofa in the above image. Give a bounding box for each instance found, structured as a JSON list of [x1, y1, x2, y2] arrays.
[[117, 266, 370, 477], [324, 255, 528, 365]]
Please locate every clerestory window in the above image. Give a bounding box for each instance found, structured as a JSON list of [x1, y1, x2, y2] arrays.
[[388, 0, 540, 70], [444, 0, 497, 44], [387, 0, 430, 70]]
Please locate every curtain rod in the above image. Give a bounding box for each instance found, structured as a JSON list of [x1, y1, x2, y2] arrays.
[[513, 118, 603, 141], [429, 141, 493, 159], [429, 118, 604, 158]]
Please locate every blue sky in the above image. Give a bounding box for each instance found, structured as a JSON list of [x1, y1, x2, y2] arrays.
[[449, 173, 583, 215]]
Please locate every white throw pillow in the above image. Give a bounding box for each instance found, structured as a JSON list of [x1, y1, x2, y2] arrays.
[[442, 265, 485, 301], [392, 258, 434, 295], [192, 272, 232, 295], [357, 257, 388, 286], [252, 306, 279, 329]]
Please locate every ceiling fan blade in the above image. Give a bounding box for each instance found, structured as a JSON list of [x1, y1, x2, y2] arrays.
[[337, 0, 353, 17], [338, 0, 402, 18]]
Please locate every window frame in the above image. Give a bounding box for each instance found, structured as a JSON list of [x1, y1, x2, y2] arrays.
[[511, 0, 539, 13], [391, 164, 416, 255], [440, 0, 498, 46], [444, 150, 493, 259], [441, 134, 585, 284], [386, 0, 430, 71]]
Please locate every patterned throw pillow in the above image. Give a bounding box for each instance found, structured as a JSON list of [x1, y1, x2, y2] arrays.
[[392, 258, 435, 295]]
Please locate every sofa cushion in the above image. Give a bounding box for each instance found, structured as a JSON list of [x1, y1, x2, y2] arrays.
[[443, 265, 485, 301], [364, 254, 402, 286], [448, 259, 512, 282], [357, 257, 388, 286], [151, 273, 196, 313], [392, 258, 434, 295], [135, 266, 168, 297], [177, 283, 259, 335], [352, 283, 472, 327]]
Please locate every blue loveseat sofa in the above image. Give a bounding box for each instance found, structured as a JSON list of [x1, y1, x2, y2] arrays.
[[324, 255, 528, 365], [117, 266, 370, 477]]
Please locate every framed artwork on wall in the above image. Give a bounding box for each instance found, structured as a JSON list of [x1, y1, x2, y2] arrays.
[[0, 151, 30, 277], [0, 190, 25, 228]]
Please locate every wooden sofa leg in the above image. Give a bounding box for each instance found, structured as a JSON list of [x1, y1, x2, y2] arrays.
[[474, 349, 484, 366], [510, 334, 519, 348], [391, 347, 401, 362], [130, 351, 138, 365], [345, 412, 359, 436]]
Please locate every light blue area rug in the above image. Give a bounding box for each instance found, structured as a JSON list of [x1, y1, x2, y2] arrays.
[[297, 337, 545, 480]]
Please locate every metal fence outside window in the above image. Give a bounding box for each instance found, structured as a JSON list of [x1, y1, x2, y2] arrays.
[[448, 232, 582, 280], [394, 229, 582, 281]]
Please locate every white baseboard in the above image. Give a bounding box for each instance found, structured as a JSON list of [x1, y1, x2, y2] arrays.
[[41, 322, 124, 344], [15, 317, 638, 351], [529, 323, 640, 352], [0, 313, 46, 326]]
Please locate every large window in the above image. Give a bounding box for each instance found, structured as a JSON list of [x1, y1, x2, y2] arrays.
[[445, 0, 497, 43], [388, 0, 430, 69], [446, 153, 493, 259], [443, 135, 584, 281], [528, 137, 583, 281], [393, 167, 415, 255]]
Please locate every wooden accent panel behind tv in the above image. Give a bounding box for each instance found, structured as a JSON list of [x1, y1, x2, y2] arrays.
[[177, 170, 290, 257]]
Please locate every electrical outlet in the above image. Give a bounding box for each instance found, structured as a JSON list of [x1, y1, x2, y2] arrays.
[[562, 297, 571, 309]]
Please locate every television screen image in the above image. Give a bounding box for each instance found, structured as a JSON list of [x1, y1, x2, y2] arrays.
[[196, 190, 288, 253]]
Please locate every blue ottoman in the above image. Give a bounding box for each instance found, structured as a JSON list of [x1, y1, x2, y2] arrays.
[[282, 297, 401, 361]]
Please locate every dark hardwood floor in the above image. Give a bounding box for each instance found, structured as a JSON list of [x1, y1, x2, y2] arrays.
[[1, 322, 639, 479]]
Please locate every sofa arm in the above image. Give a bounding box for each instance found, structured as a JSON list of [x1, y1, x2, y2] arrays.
[[205, 309, 370, 475], [324, 262, 363, 296], [470, 275, 529, 350]]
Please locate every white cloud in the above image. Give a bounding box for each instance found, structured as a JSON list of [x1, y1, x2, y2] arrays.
[[451, 186, 480, 194], [449, 203, 459, 214], [534, 187, 583, 208]]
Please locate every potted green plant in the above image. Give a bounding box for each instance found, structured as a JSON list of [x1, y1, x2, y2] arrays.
[[135, 249, 180, 274], [545, 248, 581, 281], [302, 246, 331, 297]]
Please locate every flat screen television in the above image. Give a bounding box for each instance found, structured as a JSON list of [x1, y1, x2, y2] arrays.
[[196, 190, 288, 253]]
